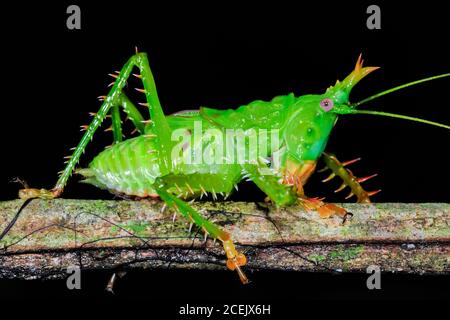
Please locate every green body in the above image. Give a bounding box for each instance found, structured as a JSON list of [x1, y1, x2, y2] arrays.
[[84, 92, 336, 202]]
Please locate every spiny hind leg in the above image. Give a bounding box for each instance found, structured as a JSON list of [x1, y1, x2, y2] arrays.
[[108, 94, 147, 144], [19, 51, 169, 199], [153, 176, 248, 284], [320, 152, 381, 203], [18, 92, 146, 200]]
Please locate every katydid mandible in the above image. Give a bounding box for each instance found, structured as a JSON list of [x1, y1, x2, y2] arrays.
[[18, 51, 450, 284]]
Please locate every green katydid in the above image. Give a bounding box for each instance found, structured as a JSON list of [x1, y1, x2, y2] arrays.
[[18, 52, 450, 284]]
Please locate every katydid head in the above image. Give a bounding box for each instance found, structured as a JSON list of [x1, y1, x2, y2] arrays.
[[322, 55, 450, 130], [282, 56, 380, 163], [282, 55, 449, 166]]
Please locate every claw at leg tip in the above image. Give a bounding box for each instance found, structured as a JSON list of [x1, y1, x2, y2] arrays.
[[236, 265, 249, 284], [227, 256, 249, 284]]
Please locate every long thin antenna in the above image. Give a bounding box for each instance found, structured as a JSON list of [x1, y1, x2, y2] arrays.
[[348, 109, 450, 130], [351, 73, 450, 107]]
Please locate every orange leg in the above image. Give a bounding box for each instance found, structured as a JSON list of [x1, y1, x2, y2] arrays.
[[321, 152, 381, 203], [283, 157, 350, 220]]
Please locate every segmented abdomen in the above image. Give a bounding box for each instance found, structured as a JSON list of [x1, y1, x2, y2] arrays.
[[88, 136, 161, 197]]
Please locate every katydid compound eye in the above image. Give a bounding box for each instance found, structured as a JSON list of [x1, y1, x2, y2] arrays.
[[320, 98, 334, 112]]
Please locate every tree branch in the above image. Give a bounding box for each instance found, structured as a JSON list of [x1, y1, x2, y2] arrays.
[[0, 199, 448, 279]]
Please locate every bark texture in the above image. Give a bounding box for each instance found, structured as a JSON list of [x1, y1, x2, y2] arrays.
[[0, 199, 448, 279]]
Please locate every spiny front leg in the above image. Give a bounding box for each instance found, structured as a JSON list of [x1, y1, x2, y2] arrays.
[[320, 152, 381, 203], [280, 157, 350, 220], [298, 197, 349, 220], [240, 160, 349, 220], [154, 177, 249, 284]]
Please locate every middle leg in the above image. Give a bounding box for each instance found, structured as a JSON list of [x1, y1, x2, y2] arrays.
[[153, 174, 249, 284], [242, 161, 349, 219]]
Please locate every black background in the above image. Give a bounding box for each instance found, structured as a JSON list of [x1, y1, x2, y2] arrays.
[[0, 0, 448, 314]]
